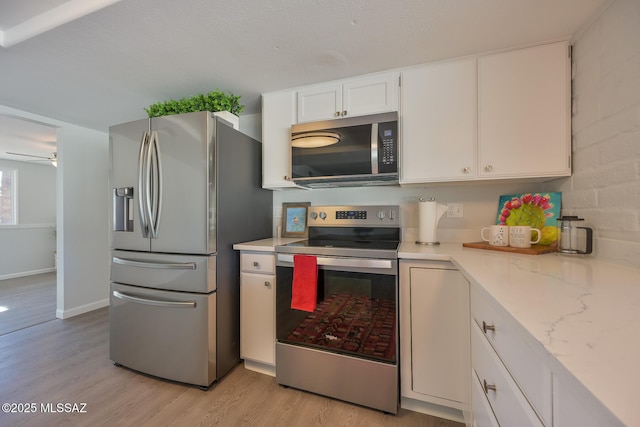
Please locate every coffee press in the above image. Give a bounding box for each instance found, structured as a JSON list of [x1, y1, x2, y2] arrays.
[[556, 216, 593, 254]]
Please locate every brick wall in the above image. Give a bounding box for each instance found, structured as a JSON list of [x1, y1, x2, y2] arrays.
[[547, 0, 640, 267]]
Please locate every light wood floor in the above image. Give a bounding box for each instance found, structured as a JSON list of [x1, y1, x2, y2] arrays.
[[0, 308, 464, 427], [0, 272, 56, 336]]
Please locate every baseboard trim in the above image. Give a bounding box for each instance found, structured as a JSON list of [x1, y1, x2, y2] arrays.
[[400, 397, 465, 424], [0, 268, 56, 281], [56, 298, 109, 319]]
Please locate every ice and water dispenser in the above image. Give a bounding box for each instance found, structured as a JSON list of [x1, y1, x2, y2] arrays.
[[113, 187, 134, 232]]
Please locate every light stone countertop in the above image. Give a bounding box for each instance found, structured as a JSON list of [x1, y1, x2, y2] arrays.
[[400, 241, 638, 426], [236, 238, 639, 425], [233, 237, 304, 252]]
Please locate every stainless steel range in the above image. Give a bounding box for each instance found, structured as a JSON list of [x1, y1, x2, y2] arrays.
[[275, 205, 400, 414]]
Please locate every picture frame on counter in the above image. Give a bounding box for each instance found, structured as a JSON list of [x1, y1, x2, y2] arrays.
[[281, 202, 310, 237]]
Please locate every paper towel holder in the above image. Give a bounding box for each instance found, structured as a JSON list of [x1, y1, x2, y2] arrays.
[[416, 196, 448, 246]]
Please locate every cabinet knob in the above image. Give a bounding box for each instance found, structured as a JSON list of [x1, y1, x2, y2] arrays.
[[253, 261, 260, 267], [463, 167, 470, 174], [484, 165, 493, 172], [342, 110, 347, 116], [482, 321, 496, 333], [264, 281, 270, 287], [334, 111, 340, 117], [483, 379, 497, 394]]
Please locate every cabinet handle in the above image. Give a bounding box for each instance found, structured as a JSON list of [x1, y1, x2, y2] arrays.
[[482, 321, 495, 333], [484, 164, 493, 172], [253, 261, 260, 267], [342, 110, 347, 116], [283, 175, 290, 181], [334, 111, 340, 117], [483, 379, 497, 394], [463, 167, 470, 174]]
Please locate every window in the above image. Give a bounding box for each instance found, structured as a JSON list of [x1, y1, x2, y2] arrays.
[[0, 168, 16, 224]]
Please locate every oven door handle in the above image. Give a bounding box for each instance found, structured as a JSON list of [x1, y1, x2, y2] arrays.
[[276, 253, 393, 270]]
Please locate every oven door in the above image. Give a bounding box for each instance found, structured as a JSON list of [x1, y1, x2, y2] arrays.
[[275, 253, 398, 364]]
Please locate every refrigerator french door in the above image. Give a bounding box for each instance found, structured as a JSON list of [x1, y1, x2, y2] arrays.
[[109, 111, 272, 389], [110, 112, 215, 254]]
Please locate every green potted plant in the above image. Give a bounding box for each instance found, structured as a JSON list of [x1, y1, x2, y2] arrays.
[[144, 90, 244, 128]]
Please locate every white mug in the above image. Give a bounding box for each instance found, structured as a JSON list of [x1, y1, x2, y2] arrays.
[[481, 225, 509, 247], [509, 226, 541, 248]]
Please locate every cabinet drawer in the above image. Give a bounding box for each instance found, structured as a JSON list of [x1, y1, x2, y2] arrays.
[[241, 252, 275, 274], [471, 369, 499, 427], [470, 285, 552, 425], [471, 325, 543, 427]]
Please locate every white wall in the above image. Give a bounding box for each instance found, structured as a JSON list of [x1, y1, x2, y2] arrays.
[[545, 0, 640, 268], [0, 158, 56, 279], [57, 125, 110, 318], [0, 105, 110, 319]]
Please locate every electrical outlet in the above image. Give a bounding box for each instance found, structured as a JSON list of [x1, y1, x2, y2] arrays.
[[447, 203, 463, 218]]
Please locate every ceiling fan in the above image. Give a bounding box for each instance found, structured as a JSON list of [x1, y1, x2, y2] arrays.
[[6, 151, 58, 167]]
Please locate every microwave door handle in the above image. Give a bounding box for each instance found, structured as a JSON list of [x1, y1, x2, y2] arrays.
[[371, 123, 379, 174]]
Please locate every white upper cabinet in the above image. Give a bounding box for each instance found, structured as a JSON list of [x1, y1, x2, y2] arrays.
[[477, 41, 571, 179], [400, 57, 477, 183], [297, 73, 399, 123], [262, 90, 298, 189]]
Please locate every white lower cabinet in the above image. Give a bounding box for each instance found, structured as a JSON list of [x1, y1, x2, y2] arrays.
[[553, 375, 623, 427], [471, 325, 543, 427], [470, 283, 550, 426], [471, 284, 552, 425], [239, 252, 276, 376], [399, 260, 470, 424]]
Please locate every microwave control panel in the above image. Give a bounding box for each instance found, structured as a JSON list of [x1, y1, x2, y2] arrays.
[[378, 121, 397, 173]]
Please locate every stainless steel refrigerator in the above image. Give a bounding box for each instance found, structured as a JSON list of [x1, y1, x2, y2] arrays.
[[108, 111, 272, 389]]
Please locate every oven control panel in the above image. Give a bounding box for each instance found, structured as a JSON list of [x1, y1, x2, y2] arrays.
[[308, 205, 400, 227]]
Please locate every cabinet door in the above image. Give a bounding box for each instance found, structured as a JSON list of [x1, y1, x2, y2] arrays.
[[400, 58, 477, 183], [478, 41, 571, 178], [296, 83, 342, 123], [296, 73, 399, 123], [409, 267, 470, 403], [240, 272, 275, 365], [342, 73, 399, 118], [262, 91, 297, 189], [553, 375, 623, 427]]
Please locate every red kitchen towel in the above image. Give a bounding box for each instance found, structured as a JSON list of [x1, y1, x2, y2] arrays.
[[291, 254, 318, 312]]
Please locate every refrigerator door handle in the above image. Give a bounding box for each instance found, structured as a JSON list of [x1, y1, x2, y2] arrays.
[[112, 290, 196, 308], [148, 130, 163, 239], [137, 131, 150, 238], [112, 256, 197, 270]]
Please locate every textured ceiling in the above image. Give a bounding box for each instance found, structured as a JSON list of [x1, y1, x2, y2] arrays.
[[0, 0, 610, 160]]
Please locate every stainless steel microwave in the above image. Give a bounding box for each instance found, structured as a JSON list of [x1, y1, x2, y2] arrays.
[[291, 112, 398, 188]]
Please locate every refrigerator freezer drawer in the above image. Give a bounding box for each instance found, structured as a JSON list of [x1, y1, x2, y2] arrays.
[[110, 283, 216, 387], [111, 250, 216, 293]]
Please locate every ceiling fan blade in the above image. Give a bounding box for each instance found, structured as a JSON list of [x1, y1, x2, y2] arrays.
[[6, 151, 51, 160]]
